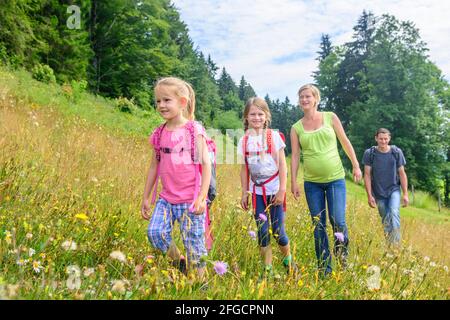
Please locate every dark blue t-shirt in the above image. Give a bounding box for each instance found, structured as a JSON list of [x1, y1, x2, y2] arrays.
[[362, 146, 406, 199]]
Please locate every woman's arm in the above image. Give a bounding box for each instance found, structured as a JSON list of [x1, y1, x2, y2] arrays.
[[290, 127, 301, 200], [331, 113, 362, 183]]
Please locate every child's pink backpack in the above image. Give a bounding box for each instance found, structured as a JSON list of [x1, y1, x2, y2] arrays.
[[150, 121, 216, 251]]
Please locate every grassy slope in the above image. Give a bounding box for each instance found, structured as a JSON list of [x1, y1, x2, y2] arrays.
[[0, 67, 449, 300]]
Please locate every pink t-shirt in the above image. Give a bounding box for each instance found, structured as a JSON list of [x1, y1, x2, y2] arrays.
[[150, 122, 206, 204]]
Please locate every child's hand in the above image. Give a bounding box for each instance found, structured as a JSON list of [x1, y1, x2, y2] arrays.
[[241, 193, 249, 211], [291, 183, 301, 200], [192, 197, 206, 215], [141, 199, 151, 220], [272, 189, 285, 206]]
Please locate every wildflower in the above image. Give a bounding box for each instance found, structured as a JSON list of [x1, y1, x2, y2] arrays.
[[16, 259, 27, 266], [28, 248, 36, 257], [111, 280, 127, 294], [75, 213, 89, 221], [248, 231, 256, 240], [366, 265, 381, 291], [258, 214, 267, 222], [424, 256, 430, 263], [334, 232, 345, 243], [66, 275, 81, 290], [83, 268, 95, 277], [213, 261, 228, 276], [109, 250, 126, 263], [26, 233, 33, 240], [61, 240, 77, 251], [66, 265, 81, 277], [32, 260, 43, 273], [443, 265, 448, 273], [5, 231, 12, 245], [145, 255, 155, 264], [430, 261, 437, 268]]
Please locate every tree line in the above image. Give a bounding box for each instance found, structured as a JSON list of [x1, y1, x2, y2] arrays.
[[1, 4, 448, 204], [0, 0, 256, 127]]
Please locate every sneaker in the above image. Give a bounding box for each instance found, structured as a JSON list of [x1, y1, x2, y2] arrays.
[[172, 257, 188, 276]]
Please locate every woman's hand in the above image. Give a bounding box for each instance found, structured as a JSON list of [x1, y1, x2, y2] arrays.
[[291, 182, 301, 200], [353, 166, 362, 183]]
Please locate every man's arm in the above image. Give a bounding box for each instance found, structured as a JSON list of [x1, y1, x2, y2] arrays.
[[364, 165, 376, 208], [398, 166, 409, 207]]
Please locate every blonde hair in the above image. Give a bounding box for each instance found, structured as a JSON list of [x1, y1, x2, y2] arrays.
[[154, 77, 196, 120], [298, 84, 321, 109], [243, 97, 272, 130]]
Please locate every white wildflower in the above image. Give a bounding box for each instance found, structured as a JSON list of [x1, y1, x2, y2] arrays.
[[66, 275, 81, 290], [109, 250, 126, 263], [83, 267, 95, 277], [26, 233, 33, 240], [66, 265, 81, 277], [32, 260, 43, 273], [366, 265, 381, 291], [61, 240, 77, 251], [111, 280, 127, 294], [28, 248, 36, 257]]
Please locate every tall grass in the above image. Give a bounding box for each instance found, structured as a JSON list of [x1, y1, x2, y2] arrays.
[[0, 68, 449, 300]]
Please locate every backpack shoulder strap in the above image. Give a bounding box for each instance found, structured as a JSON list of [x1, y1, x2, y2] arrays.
[[369, 146, 377, 164], [390, 145, 400, 162], [153, 123, 167, 162]]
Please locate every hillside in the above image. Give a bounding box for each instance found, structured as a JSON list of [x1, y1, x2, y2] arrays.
[[0, 68, 449, 299]]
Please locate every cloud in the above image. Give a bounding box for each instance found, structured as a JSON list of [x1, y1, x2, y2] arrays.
[[172, 0, 450, 102]]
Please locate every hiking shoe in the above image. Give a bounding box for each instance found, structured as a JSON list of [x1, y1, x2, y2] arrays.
[[172, 257, 188, 276]]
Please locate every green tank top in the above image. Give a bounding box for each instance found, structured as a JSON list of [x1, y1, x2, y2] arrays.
[[292, 112, 345, 183]]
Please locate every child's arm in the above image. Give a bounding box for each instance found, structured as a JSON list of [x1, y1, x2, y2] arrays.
[[141, 150, 158, 220], [290, 127, 301, 200], [192, 135, 212, 214], [240, 164, 249, 210], [273, 147, 287, 206]]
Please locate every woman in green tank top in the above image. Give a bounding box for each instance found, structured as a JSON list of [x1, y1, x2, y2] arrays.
[[290, 84, 362, 277]]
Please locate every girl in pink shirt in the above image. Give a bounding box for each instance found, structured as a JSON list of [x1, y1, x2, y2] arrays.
[[141, 77, 211, 280]]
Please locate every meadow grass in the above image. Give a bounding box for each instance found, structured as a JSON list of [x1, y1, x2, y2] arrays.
[[0, 68, 449, 300]]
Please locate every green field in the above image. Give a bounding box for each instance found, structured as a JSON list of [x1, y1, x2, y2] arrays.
[[0, 67, 449, 300]]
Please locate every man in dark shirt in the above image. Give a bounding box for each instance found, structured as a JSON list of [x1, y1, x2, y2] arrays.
[[362, 128, 409, 246]]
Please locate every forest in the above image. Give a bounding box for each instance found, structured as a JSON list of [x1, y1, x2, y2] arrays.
[[0, 2, 448, 204]]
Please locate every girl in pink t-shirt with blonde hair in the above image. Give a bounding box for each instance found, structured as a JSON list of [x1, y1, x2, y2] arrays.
[[141, 77, 211, 280]]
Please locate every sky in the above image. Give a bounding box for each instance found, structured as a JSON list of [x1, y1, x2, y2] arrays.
[[171, 0, 450, 103]]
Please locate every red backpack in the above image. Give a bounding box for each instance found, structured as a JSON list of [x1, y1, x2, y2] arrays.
[[150, 121, 216, 251], [243, 129, 287, 214]]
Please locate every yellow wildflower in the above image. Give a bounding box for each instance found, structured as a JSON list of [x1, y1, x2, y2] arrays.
[[75, 213, 89, 221]]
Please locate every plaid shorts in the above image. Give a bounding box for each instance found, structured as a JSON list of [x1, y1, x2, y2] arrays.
[[147, 198, 207, 267]]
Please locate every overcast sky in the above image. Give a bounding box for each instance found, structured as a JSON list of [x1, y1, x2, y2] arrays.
[[171, 0, 450, 103]]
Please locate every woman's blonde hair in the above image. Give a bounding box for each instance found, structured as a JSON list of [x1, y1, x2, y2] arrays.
[[154, 77, 196, 120], [243, 97, 272, 130], [298, 84, 321, 109]]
